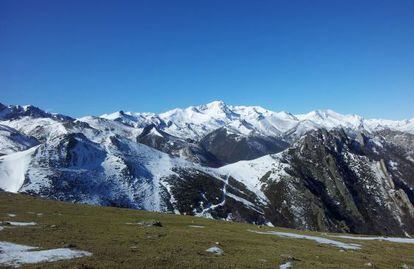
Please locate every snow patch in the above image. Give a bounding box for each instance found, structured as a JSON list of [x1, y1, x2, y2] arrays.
[[225, 192, 262, 213], [331, 235, 414, 244], [188, 225, 205, 228], [280, 261, 293, 269], [248, 230, 361, 250], [206, 246, 224, 255], [0, 241, 91, 268], [1, 221, 37, 226]]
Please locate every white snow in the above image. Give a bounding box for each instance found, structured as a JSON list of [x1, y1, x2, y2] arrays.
[[0, 145, 39, 193], [0, 241, 91, 268], [248, 230, 361, 250], [280, 261, 293, 269], [1, 221, 37, 226], [225, 192, 260, 211], [188, 225, 205, 228], [331, 235, 414, 244], [205, 246, 224, 255], [7, 214, 16, 217]]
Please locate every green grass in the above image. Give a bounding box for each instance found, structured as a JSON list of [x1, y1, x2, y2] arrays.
[[0, 192, 413, 269]]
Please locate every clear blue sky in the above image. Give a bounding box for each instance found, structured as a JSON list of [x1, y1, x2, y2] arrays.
[[1, 0, 413, 119]]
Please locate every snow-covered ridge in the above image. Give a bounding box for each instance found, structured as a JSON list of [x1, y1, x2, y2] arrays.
[[0, 124, 39, 155], [2, 101, 413, 143], [0, 146, 40, 192], [99, 101, 414, 139]]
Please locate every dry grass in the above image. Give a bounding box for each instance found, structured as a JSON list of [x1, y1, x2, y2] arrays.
[[0, 192, 413, 268]]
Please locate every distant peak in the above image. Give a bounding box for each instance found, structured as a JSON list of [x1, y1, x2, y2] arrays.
[[314, 109, 337, 116], [300, 109, 343, 119], [276, 111, 298, 120], [204, 100, 227, 108], [196, 100, 232, 115]]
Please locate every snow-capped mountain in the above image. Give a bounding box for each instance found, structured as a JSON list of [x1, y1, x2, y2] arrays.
[[221, 129, 414, 236], [98, 100, 414, 166], [0, 101, 413, 236], [100, 100, 414, 140]]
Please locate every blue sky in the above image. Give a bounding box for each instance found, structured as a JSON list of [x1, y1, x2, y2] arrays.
[[1, 0, 413, 119]]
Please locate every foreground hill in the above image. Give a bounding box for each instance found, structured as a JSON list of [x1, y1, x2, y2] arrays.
[[0, 193, 414, 269]]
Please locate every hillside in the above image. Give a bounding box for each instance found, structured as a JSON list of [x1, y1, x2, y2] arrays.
[[0, 193, 413, 268]]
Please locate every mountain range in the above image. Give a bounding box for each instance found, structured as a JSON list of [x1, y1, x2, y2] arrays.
[[0, 101, 413, 236]]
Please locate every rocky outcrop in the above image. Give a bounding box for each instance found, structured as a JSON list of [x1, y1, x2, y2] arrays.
[[137, 124, 221, 166], [200, 127, 289, 164], [261, 129, 414, 236]]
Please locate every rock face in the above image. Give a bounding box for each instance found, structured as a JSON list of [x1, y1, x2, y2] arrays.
[[260, 129, 414, 235], [0, 102, 413, 236], [200, 127, 289, 164], [136, 124, 221, 167]]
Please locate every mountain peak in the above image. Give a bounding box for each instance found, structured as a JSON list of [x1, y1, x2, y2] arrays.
[[205, 100, 226, 108], [297, 109, 347, 121], [309, 109, 340, 118], [198, 100, 228, 112]]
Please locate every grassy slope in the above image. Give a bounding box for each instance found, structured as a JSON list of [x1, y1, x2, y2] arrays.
[[0, 192, 413, 269]]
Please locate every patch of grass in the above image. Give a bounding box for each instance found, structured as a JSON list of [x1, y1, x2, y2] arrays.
[[0, 192, 413, 268]]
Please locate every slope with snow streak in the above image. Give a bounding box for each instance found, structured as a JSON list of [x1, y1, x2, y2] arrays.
[[218, 153, 289, 201], [198, 175, 229, 217], [0, 146, 39, 192]]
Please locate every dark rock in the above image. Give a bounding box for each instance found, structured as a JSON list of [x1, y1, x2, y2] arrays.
[[139, 220, 163, 227], [199, 127, 289, 164], [63, 243, 77, 248]]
